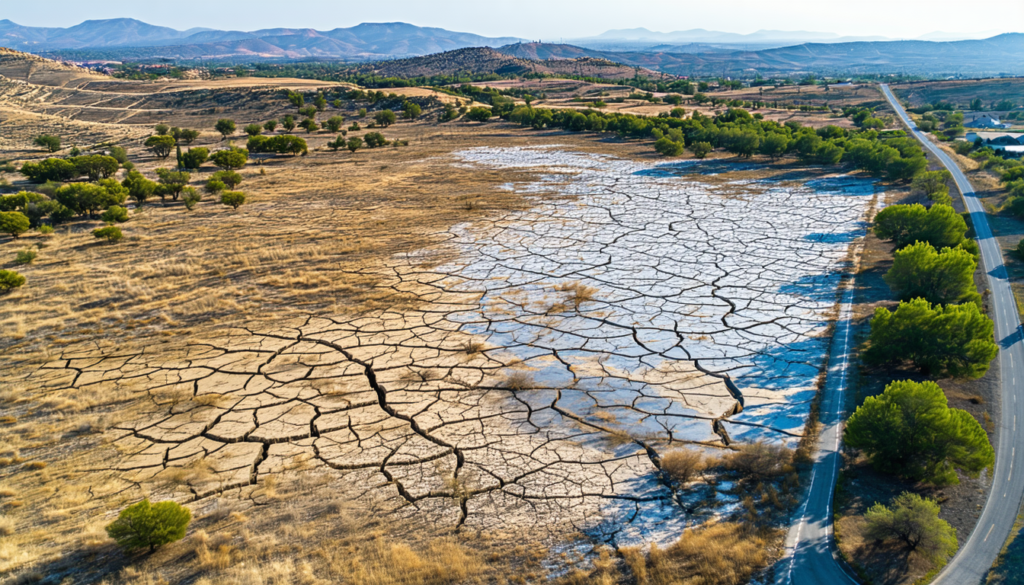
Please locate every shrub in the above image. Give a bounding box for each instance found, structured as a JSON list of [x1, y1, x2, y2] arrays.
[[211, 147, 248, 170], [15, 248, 36, 265], [264, 119, 278, 133], [0, 269, 26, 292], [182, 188, 202, 211], [154, 169, 192, 201], [364, 132, 388, 148], [215, 119, 236, 138], [282, 115, 296, 132], [34, 134, 61, 153], [402, 102, 421, 119], [724, 442, 792, 480], [0, 211, 30, 239], [205, 179, 226, 194], [244, 123, 262, 136], [154, 124, 170, 136], [466, 107, 492, 123], [661, 450, 705, 484], [347, 137, 363, 153], [100, 205, 129, 223], [108, 146, 129, 164], [211, 170, 242, 189], [106, 499, 191, 552], [20, 158, 79, 183], [953, 141, 973, 156], [299, 118, 319, 133], [220, 191, 246, 209], [326, 136, 346, 151], [349, 122, 361, 131], [38, 225, 54, 235], [177, 129, 200, 144], [654, 137, 684, 157], [145, 135, 176, 158], [846, 379, 993, 484], [92, 226, 123, 243], [122, 170, 157, 207], [866, 298, 997, 379], [325, 115, 345, 132], [72, 155, 120, 180]]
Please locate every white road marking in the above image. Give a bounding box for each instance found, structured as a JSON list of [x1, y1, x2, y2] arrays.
[[985, 523, 996, 542]]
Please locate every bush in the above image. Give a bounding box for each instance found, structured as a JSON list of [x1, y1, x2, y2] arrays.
[[181, 147, 210, 170], [122, 170, 157, 207], [154, 124, 170, 136], [154, 169, 191, 201], [182, 188, 202, 211], [866, 298, 997, 379], [654, 137, 684, 157], [724, 442, 792, 480], [884, 241, 979, 306], [466, 107, 492, 123], [0, 269, 26, 292], [244, 123, 262, 136], [0, 211, 30, 239], [347, 137, 363, 153], [211, 147, 248, 170], [953, 141, 973, 156], [325, 115, 345, 132], [108, 146, 129, 164], [364, 132, 388, 148], [15, 248, 36, 265], [846, 380, 994, 484], [56, 183, 124, 216], [34, 134, 61, 153], [72, 155, 120, 180], [912, 170, 953, 205], [20, 158, 79, 183], [220, 191, 246, 209], [145, 135, 176, 158], [205, 179, 226, 194], [100, 205, 129, 223], [106, 499, 191, 552], [661, 450, 704, 484], [38, 225, 54, 235], [211, 170, 242, 189], [864, 492, 957, 560], [264, 119, 278, 133], [402, 102, 422, 119], [92, 226, 123, 243]]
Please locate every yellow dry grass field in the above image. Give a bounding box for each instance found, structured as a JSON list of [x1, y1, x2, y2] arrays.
[[0, 56, 829, 585]]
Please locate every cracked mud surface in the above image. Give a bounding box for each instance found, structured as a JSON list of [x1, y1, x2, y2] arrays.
[[20, 146, 878, 547]]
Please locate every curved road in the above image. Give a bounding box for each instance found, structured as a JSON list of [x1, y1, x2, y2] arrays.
[[778, 84, 1024, 584]]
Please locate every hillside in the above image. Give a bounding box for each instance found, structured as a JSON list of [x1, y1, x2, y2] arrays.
[[0, 46, 106, 87], [342, 47, 672, 81], [0, 18, 524, 59]]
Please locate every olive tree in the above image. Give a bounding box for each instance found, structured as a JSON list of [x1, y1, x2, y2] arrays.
[[864, 492, 957, 560], [145, 135, 176, 158], [220, 191, 246, 209], [214, 119, 236, 139], [154, 169, 192, 202], [34, 135, 61, 153], [244, 124, 263, 137], [374, 109, 397, 127], [211, 147, 248, 170]]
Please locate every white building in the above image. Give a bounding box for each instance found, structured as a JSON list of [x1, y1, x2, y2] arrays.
[[965, 131, 1024, 154], [965, 113, 1012, 129]]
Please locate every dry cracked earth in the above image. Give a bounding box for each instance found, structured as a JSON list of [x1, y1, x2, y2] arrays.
[[19, 146, 879, 548]]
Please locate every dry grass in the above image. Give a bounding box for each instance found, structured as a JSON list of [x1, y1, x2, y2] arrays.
[[660, 449, 706, 485], [502, 370, 535, 392], [555, 281, 600, 310], [723, 442, 794, 481]]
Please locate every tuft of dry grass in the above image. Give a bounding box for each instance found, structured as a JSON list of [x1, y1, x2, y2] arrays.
[[661, 449, 705, 485], [555, 281, 600, 310], [502, 370, 535, 392], [723, 442, 793, 481]]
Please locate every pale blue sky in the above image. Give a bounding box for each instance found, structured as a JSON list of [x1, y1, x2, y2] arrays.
[[6, 0, 1023, 40]]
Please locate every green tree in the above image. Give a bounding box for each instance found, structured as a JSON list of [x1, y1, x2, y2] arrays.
[[866, 298, 997, 379], [210, 170, 242, 189], [287, 91, 304, 109], [347, 137, 363, 153], [466, 107, 492, 123], [874, 203, 968, 250], [864, 492, 957, 560], [105, 499, 191, 552], [244, 124, 262, 137], [374, 109, 397, 127], [0, 211, 30, 239], [299, 118, 319, 133], [884, 241, 979, 306], [314, 94, 327, 112], [122, 170, 157, 208], [402, 102, 422, 119], [214, 119, 236, 139], [154, 169, 192, 202], [34, 134, 61, 153], [211, 148, 248, 170], [282, 115, 296, 132], [299, 106, 317, 119], [364, 132, 388, 148], [71, 155, 120, 181], [0, 269, 26, 292], [100, 205, 128, 223], [55, 183, 124, 216], [912, 170, 953, 205], [108, 146, 129, 165], [205, 179, 226, 194], [358, 108, 367, 118], [154, 124, 170, 136], [325, 116, 345, 132], [326, 136, 346, 151], [847, 379, 994, 484], [92, 225, 123, 243], [759, 133, 789, 160], [969, 98, 984, 111], [145, 135, 176, 158], [264, 135, 307, 156], [177, 129, 200, 144], [654, 137, 684, 157], [181, 147, 209, 170], [264, 119, 278, 133], [689, 141, 713, 159], [220, 191, 246, 209]]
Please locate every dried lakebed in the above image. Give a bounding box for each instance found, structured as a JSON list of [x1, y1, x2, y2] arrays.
[[26, 146, 878, 546]]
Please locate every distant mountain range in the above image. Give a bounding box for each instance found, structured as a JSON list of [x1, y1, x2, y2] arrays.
[[0, 18, 525, 59]]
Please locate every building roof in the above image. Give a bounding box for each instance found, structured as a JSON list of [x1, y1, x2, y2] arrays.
[[967, 131, 1023, 140]]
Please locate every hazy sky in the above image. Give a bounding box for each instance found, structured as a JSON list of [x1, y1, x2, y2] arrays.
[[6, 0, 1023, 39]]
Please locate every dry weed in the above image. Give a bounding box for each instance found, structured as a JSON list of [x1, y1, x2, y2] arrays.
[[661, 449, 705, 485]]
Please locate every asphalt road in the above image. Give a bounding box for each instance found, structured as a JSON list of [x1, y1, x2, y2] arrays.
[[777, 85, 1024, 584], [881, 82, 1024, 585]]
